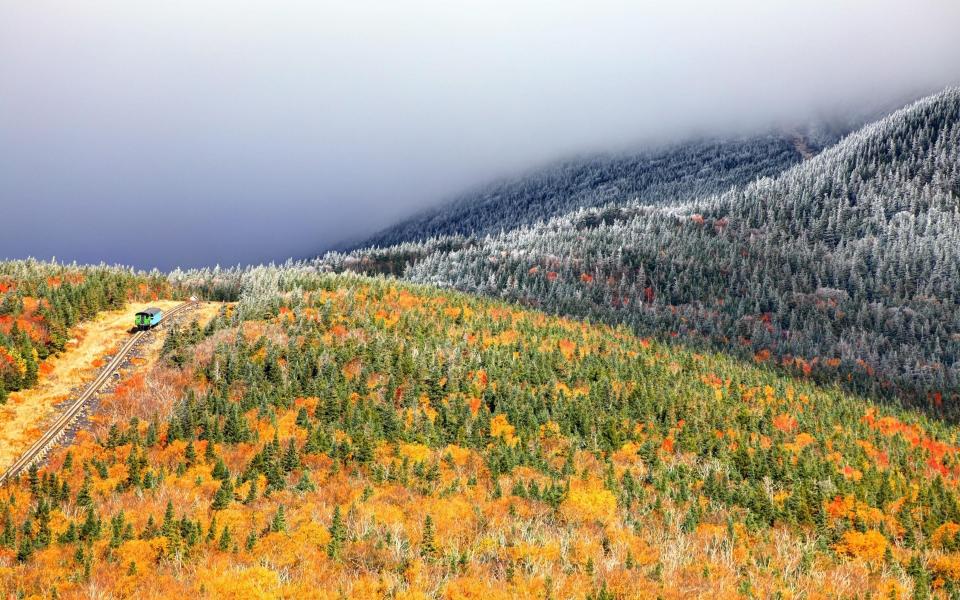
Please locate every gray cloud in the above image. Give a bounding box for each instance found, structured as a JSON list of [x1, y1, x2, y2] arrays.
[[2, 0, 959, 270]]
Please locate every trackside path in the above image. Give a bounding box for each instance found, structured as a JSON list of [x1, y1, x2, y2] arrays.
[[0, 301, 194, 486]]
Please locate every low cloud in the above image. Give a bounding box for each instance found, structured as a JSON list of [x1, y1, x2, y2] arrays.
[[2, 0, 959, 269]]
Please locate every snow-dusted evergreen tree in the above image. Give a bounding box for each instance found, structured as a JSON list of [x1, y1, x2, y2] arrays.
[[325, 88, 960, 411], [350, 134, 813, 250]]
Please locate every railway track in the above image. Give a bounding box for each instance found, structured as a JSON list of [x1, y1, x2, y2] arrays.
[[0, 301, 196, 486]]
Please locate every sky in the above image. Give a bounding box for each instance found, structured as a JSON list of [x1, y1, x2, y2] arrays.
[[2, 0, 960, 271]]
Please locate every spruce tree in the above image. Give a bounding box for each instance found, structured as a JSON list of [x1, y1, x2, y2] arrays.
[[327, 506, 345, 559], [270, 505, 287, 533], [420, 515, 437, 559], [211, 479, 234, 510], [218, 525, 232, 552]]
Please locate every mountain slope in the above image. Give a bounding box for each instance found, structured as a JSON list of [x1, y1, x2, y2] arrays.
[[328, 88, 960, 410], [350, 134, 808, 250], [5, 272, 960, 597], [0, 261, 171, 403]]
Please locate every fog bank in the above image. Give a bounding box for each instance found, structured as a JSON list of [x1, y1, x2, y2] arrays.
[[2, 0, 959, 270]]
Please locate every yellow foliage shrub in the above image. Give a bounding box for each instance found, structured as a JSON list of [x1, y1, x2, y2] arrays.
[[933, 522, 960, 549], [834, 529, 888, 562], [489, 414, 518, 447], [399, 442, 432, 463], [560, 478, 618, 525], [930, 553, 960, 581], [195, 565, 281, 599]]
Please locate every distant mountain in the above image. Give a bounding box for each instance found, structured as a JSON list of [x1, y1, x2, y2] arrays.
[[349, 133, 814, 250], [327, 88, 960, 410], [345, 92, 919, 253]]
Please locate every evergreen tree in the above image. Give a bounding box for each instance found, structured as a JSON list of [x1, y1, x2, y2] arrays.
[[270, 505, 287, 533], [218, 525, 232, 552], [211, 479, 234, 511], [327, 506, 345, 559], [420, 515, 437, 559]]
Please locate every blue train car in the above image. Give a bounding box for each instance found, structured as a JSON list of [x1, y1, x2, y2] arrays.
[[135, 307, 163, 330]]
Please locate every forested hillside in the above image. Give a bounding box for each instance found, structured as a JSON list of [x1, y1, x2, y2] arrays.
[[352, 134, 807, 249], [0, 261, 170, 403], [327, 88, 960, 412], [5, 272, 960, 597]]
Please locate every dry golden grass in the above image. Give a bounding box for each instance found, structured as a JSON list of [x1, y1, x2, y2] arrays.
[[0, 300, 220, 471]]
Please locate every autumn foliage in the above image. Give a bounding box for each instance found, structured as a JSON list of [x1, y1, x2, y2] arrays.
[[2, 275, 960, 597], [0, 261, 170, 403]]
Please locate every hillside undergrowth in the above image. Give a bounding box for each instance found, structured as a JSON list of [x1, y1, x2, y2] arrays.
[[3, 274, 960, 598]]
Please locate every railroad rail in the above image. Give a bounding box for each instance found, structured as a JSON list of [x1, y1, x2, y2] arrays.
[[0, 300, 196, 486]]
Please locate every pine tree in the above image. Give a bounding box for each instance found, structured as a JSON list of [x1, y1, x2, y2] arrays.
[[205, 440, 217, 463], [218, 525, 232, 552], [109, 511, 127, 549], [27, 463, 40, 496], [206, 516, 218, 543], [282, 438, 301, 473], [79, 508, 101, 541], [185, 440, 197, 466], [16, 536, 33, 563], [270, 505, 287, 533], [211, 479, 234, 510], [161, 501, 176, 538], [57, 522, 78, 544], [0, 505, 14, 548], [212, 458, 230, 480], [244, 478, 258, 505], [295, 407, 310, 428], [327, 506, 345, 559], [145, 419, 159, 447], [420, 515, 437, 559], [294, 472, 316, 493], [141, 515, 158, 539]]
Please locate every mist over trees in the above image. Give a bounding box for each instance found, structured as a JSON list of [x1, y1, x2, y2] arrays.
[[4, 87, 960, 599], [351, 134, 807, 250], [325, 88, 960, 413], [10, 88, 957, 413]]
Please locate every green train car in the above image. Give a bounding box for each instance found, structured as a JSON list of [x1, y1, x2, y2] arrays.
[[134, 307, 163, 330]]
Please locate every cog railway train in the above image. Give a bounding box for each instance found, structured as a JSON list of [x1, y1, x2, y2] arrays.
[[134, 307, 163, 330]]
